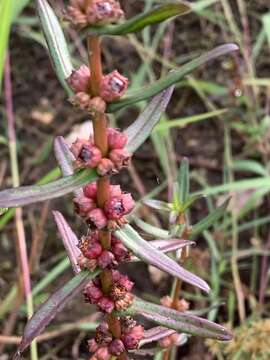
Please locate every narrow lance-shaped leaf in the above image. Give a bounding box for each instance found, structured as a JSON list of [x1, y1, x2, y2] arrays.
[[85, 3, 191, 36], [178, 157, 190, 205], [36, 0, 74, 95], [143, 199, 172, 212], [149, 239, 195, 254], [53, 211, 81, 274], [125, 86, 174, 153], [108, 44, 238, 112], [0, 168, 98, 208], [132, 216, 170, 239], [13, 269, 101, 359], [115, 224, 210, 293], [118, 297, 233, 341], [191, 198, 230, 238]]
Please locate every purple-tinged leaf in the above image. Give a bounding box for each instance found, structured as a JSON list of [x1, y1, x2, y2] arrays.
[[131, 239, 194, 263], [149, 239, 195, 253], [0, 168, 97, 208], [115, 224, 210, 293], [124, 86, 175, 153], [140, 326, 176, 347], [143, 199, 172, 212], [53, 211, 81, 274], [54, 136, 75, 177], [118, 298, 233, 341], [13, 269, 100, 359]]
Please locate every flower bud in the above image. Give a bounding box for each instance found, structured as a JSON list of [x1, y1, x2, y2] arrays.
[[95, 346, 110, 360], [97, 250, 115, 268], [84, 283, 103, 304], [107, 128, 128, 150], [88, 208, 108, 229], [70, 91, 91, 110], [109, 184, 122, 198], [71, 138, 102, 168], [161, 295, 173, 308], [83, 182, 98, 199], [98, 296, 115, 313], [109, 149, 131, 170], [88, 339, 98, 353], [108, 339, 125, 356], [96, 158, 115, 176], [100, 70, 128, 102], [86, 0, 124, 26], [122, 325, 144, 350], [67, 65, 91, 93], [85, 242, 103, 260], [104, 196, 125, 220], [66, 3, 87, 27], [112, 242, 131, 262], [117, 274, 134, 292], [74, 196, 96, 217], [87, 96, 107, 114], [121, 193, 135, 214]]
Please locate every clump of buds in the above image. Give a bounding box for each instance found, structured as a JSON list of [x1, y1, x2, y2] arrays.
[[74, 182, 135, 229], [70, 128, 131, 175], [78, 231, 131, 271], [66, 0, 124, 28], [158, 296, 189, 348], [88, 317, 144, 359], [83, 270, 134, 313], [68, 67, 128, 110]]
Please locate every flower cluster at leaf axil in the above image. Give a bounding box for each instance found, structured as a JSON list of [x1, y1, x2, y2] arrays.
[[88, 318, 144, 359], [68, 65, 129, 112], [71, 128, 131, 176]]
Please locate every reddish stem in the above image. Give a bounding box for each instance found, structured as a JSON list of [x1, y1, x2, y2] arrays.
[[88, 33, 123, 353]]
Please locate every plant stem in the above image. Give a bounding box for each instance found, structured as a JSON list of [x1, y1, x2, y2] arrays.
[[88, 33, 123, 352], [4, 52, 38, 360]]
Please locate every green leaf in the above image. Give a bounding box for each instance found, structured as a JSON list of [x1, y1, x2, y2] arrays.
[[0, 0, 13, 91], [125, 86, 174, 153], [132, 216, 170, 239], [115, 224, 210, 293], [36, 0, 74, 95], [117, 297, 233, 340], [178, 158, 190, 205], [14, 270, 100, 358], [191, 199, 230, 238], [0, 169, 98, 208], [85, 3, 191, 36], [108, 44, 238, 112], [180, 193, 204, 212]]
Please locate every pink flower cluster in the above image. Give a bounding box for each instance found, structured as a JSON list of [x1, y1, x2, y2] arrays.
[[74, 182, 134, 229], [83, 270, 134, 313], [70, 128, 131, 175], [68, 65, 129, 109], [67, 0, 124, 28], [88, 318, 144, 359], [77, 230, 131, 271]]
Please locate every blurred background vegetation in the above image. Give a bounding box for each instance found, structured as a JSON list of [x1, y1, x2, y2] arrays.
[[1, 0, 270, 359]]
